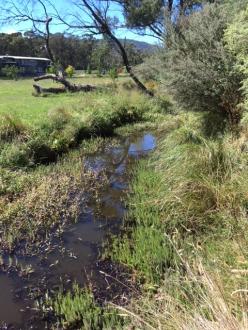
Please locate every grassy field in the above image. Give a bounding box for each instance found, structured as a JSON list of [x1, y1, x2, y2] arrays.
[[0, 76, 128, 125]]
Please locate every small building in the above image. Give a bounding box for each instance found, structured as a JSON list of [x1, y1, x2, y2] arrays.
[[0, 55, 51, 76]]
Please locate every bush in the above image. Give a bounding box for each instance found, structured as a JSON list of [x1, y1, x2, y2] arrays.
[[47, 107, 73, 131], [120, 80, 136, 91], [65, 65, 75, 78], [28, 137, 57, 164], [87, 64, 92, 74], [109, 67, 118, 81], [0, 143, 30, 168], [161, 3, 244, 127], [134, 55, 161, 82], [1, 65, 20, 80], [225, 5, 248, 112]]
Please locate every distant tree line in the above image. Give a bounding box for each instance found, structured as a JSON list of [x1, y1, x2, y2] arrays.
[[0, 32, 145, 71]]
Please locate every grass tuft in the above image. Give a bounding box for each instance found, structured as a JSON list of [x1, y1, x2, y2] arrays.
[[42, 284, 126, 329], [0, 114, 27, 142]]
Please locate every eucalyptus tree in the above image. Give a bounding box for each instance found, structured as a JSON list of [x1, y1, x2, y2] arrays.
[[115, 0, 216, 41]]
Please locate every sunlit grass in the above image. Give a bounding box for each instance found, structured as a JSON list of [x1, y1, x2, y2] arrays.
[[110, 113, 248, 327]]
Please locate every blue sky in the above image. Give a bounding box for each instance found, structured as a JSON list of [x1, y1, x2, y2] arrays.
[[0, 0, 158, 44]]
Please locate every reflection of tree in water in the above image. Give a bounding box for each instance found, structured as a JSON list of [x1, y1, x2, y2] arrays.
[[112, 134, 156, 168], [111, 138, 130, 168]]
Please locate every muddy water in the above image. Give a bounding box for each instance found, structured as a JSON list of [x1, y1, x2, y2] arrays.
[[0, 133, 156, 329]]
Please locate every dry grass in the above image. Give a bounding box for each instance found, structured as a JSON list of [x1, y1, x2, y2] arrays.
[[117, 264, 248, 330]]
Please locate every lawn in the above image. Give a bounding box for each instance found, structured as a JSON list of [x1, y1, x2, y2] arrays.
[[0, 75, 129, 126]]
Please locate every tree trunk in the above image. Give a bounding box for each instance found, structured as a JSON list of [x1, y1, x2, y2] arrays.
[[33, 74, 97, 94], [82, 0, 154, 97]]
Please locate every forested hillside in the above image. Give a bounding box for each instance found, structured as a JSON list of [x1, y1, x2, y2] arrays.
[[0, 32, 150, 70]]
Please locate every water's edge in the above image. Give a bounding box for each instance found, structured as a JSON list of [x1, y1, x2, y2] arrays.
[[0, 133, 156, 329]]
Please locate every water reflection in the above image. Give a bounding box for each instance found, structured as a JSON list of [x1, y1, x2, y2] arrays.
[[0, 133, 156, 328]]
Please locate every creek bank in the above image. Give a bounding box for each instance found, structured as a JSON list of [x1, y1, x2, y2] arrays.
[[0, 132, 156, 329]]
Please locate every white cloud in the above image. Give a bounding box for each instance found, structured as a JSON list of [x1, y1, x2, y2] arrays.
[[0, 27, 18, 34]]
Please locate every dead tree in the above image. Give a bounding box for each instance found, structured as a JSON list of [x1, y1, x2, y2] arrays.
[[33, 74, 97, 94]]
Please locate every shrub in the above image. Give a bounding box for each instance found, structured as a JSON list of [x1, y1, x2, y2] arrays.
[[161, 3, 244, 127], [120, 80, 136, 91], [27, 136, 57, 164], [0, 143, 30, 168], [46, 62, 61, 75], [134, 55, 161, 82], [225, 5, 248, 111], [145, 80, 158, 93], [109, 67, 118, 81], [1, 65, 20, 80], [65, 65, 75, 78], [87, 64, 92, 74], [47, 107, 73, 131]]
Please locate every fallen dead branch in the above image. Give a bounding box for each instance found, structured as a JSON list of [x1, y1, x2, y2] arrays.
[[33, 74, 97, 94]]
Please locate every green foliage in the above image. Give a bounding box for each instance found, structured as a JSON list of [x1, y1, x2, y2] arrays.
[[65, 64, 75, 78], [0, 90, 150, 169], [112, 164, 176, 284], [161, 3, 244, 126], [109, 67, 118, 81], [87, 64, 92, 74], [1, 65, 20, 80], [108, 116, 248, 330], [46, 62, 60, 74], [44, 284, 125, 329], [134, 55, 160, 82], [111, 112, 248, 290], [122, 0, 163, 28], [225, 5, 248, 110], [0, 143, 30, 168]]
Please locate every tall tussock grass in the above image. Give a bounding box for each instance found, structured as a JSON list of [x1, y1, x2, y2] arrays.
[[119, 263, 248, 330], [0, 114, 27, 142], [111, 113, 248, 328]]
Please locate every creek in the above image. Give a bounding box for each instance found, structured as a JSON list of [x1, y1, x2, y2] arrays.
[[0, 132, 156, 329]]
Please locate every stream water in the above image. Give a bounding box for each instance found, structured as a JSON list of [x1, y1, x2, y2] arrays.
[[0, 132, 156, 329]]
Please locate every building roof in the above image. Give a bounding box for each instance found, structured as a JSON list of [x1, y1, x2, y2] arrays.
[[0, 55, 51, 61]]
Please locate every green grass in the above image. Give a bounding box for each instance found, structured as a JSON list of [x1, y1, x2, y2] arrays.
[[0, 75, 162, 125], [109, 112, 248, 328], [0, 76, 133, 125], [41, 284, 126, 329], [31, 109, 248, 329], [0, 85, 153, 169], [0, 77, 170, 251], [0, 79, 80, 125]]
